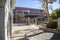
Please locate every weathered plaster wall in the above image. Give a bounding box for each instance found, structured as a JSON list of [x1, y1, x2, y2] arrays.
[[0, 7, 5, 40], [0, 0, 15, 40], [0, 0, 5, 40]]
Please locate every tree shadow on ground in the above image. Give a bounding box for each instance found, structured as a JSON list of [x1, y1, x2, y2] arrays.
[[17, 37, 29, 40], [43, 30, 60, 40], [50, 33, 60, 40], [17, 31, 60, 40], [17, 32, 43, 40]]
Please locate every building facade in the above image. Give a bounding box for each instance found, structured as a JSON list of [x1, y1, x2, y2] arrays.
[[0, 0, 15, 40], [13, 7, 46, 24]]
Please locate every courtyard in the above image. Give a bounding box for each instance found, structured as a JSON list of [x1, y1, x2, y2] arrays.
[[11, 24, 60, 40], [0, 0, 60, 40]]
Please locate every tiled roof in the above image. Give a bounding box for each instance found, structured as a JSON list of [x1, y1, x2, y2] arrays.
[[15, 7, 44, 12]]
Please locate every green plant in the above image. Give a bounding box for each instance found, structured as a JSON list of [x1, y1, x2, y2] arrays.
[[51, 8, 60, 19], [16, 14, 24, 20], [37, 21, 41, 25], [47, 21, 58, 29], [56, 28, 60, 32]]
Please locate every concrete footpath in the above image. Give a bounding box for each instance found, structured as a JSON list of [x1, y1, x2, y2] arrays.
[[11, 24, 60, 40]]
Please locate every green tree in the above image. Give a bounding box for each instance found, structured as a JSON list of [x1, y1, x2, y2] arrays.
[[16, 14, 24, 20], [16, 14, 24, 25], [51, 10, 57, 19], [36, 0, 60, 23], [56, 8, 60, 17], [51, 8, 60, 19]]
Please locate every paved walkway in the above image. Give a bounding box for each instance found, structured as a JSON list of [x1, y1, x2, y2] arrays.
[[11, 24, 60, 40]]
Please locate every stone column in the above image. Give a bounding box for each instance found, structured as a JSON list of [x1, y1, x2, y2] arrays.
[[32, 18, 34, 24], [58, 18, 60, 30], [35, 17, 37, 25], [27, 17, 30, 25], [26, 18, 28, 25], [10, 9, 13, 36], [31, 18, 35, 24]]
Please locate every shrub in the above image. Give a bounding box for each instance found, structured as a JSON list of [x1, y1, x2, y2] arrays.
[[47, 21, 58, 29], [37, 21, 41, 25]]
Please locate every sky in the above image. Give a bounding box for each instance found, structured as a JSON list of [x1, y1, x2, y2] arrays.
[[16, 0, 60, 13]]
